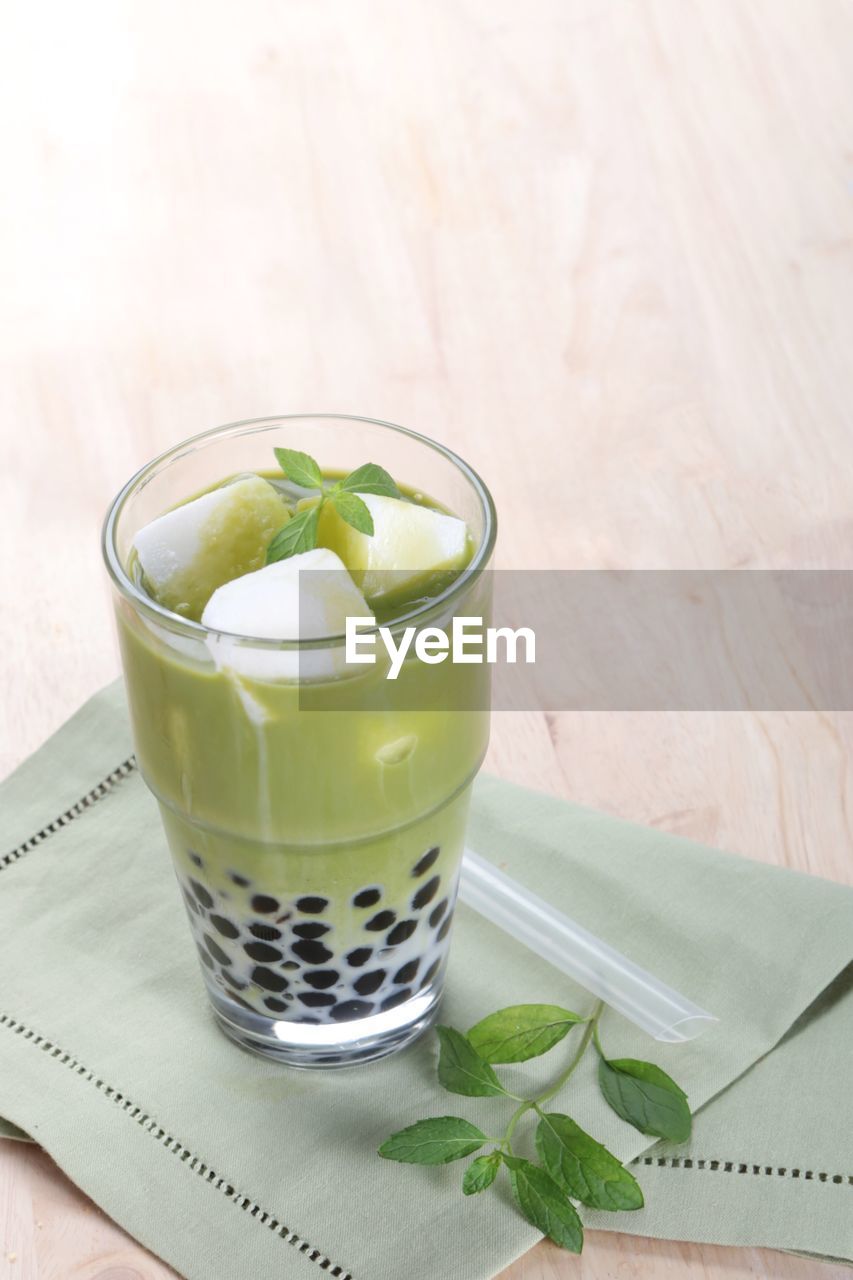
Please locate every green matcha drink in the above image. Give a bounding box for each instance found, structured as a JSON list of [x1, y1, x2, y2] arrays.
[[103, 416, 496, 1066]]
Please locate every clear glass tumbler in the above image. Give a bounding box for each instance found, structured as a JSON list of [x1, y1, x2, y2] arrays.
[[102, 415, 496, 1066]]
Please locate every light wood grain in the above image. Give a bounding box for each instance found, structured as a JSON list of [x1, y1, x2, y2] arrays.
[[2, 0, 852, 1276]]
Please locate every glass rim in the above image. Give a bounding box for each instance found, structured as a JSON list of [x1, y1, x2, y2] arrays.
[[101, 413, 498, 649]]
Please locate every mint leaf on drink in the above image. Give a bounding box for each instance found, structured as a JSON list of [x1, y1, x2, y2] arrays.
[[339, 461, 401, 498], [467, 1004, 583, 1064], [273, 447, 324, 491], [436, 1026, 510, 1098], [265, 505, 320, 563], [378, 1116, 487, 1165], [462, 1152, 502, 1195], [535, 1112, 644, 1211], [503, 1156, 584, 1254], [331, 490, 374, 535], [598, 1058, 691, 1143]]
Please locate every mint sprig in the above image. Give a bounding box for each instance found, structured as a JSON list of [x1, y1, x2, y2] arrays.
[[267, 448, 401, 564], [378, 1000, 691, 1255]]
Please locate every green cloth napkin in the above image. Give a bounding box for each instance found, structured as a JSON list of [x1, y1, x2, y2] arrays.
[[1, 684, 851, 1278]]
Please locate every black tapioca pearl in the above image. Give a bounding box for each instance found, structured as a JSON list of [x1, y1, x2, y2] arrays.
[[387, 919, 417, 946], [199, 949, 214, 970], [182, 890, 199, 916], [429, 898, 448, 928], [292, 938, 333, 965], [281, 960, 300, 971], [293, 922, 330, 940], [189, 851, 203, 867], [346, 947, 372, 968], [204, 935, 231, 966], [229, 872, 250, 887], [303, 969, 339, 990], [365, 910, 396, 932], [412, 846, 440, 877], [353, 887, 381, 908], [437, 916, 452, 942], [420, 958, 441, 988], [296, 896, 328, 914], [354, 969, 386, 996], [298, 991, 336, 1008], [190, 879, 214, 909], [244, 941, 283, 963], [412, 876, 440, 910], [251, 894, 279, 914], [222, 971, 247, 991], [251, 966, 289, 993], [264, 996, 290, 1013], [210, 914, 239, 939], [331, 1000, 374, 1021], [380, 989, 411, 1011], [394, 959, 419, 985], [229, 993, 254, 1010], [250, 923, 281, 941], [276, 913, 292, 924]]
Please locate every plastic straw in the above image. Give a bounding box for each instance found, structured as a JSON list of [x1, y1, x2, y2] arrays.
[[459, 848, 717, 1042]]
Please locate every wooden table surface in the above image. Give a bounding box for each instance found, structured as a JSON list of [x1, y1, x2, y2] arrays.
[[2, 0, 852, 1276]]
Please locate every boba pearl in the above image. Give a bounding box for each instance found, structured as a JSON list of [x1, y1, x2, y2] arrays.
[[190, 880, 214, 910], [292, 938, 333, 965], [189, 852, 204, 868], [251, 893, 279, 914], [251, 966, 289, 993], [296, 896, 328, 914], [182, 889, 199, 915], [437, 916, 452, 942], [386, 919, 417, 946], [250, 923, 281, 941], [229, 872, 250, 887], [244, 941, 282, 963], [421, 959, 441, 987], [298, 991, 336, 1008], [210, 914, 239, 939], [303, 970, 339, 990], [393, 959, 419, 985], [429, 899, 448, 927], [199, 949, 214, 970], [346, 947, 372, 968], [293, 922, 330, 940], [381, 989, 411, 1011], [412, 876, 440, 910], [353, 969, 386, 996], [204, 935, 231, 966], [365, 910, 396, 932], [331, 1000, 373, 1021], [412, 846, 440, 877], [265, 997, 290, 1013], [352, 887, 382, 908]]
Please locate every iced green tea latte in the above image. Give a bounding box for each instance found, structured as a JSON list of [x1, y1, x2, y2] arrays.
[[103, 417, 495, 1066]]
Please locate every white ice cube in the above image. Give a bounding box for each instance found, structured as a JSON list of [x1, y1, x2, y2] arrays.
[[201, 548, 372, 682], [132, 474, 289, 617]]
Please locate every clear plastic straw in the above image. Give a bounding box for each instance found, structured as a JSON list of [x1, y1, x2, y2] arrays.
[[459, 848, 717, 1042]]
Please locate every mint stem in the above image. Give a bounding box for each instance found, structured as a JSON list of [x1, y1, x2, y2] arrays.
[[500, 1000, 604, 1154]]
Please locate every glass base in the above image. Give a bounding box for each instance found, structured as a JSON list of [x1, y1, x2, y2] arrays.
[[208, 981, 443, 1067]]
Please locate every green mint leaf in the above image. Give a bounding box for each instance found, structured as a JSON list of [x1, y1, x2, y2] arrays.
[[265, 505, 320, 563], [436, 1026, 509, 1098], [378, 1116, 486, 1165], [503, 1156, 584, 1254], [340, 461, 401, 498], [467, 1005, 583, 1064], [535, 1112, 644, 1211], [598, 1058, 691, 1143], [462, 1152, 502, 1195], [332, 490, 375, 536], [273, 447, 324, 491]]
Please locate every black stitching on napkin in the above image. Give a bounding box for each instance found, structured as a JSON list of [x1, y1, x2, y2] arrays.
[[0, 757, 138, 872], [633, 1154, 853, 1186], [0, 1009, 355, 1276]]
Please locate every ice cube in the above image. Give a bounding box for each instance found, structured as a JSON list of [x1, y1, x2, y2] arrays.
[[132, 474, 290, 619], [317, 494, 470, 601], [201, 548, 372, 682]]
